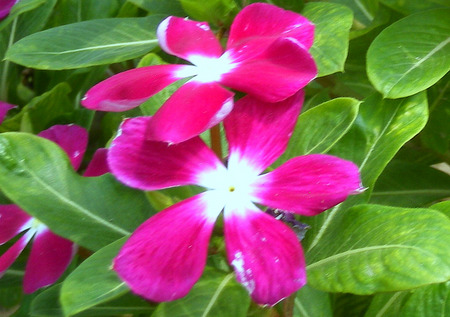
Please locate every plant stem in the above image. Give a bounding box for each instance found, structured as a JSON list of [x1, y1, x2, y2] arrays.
[[210, 124, 223, 159], [0, 17, 18, 101], [282, 293, 296, 317]]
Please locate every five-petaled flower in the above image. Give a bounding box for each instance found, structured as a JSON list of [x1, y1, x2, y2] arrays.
[[81, 3, 317, 143], [0, 125, 108, 293], [108, 92, 363, 305]]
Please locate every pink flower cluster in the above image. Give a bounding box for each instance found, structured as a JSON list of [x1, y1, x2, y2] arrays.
[[82, 3, 362, 306]]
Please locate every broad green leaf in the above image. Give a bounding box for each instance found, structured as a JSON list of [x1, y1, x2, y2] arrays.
[[5, 15, 165, 69], [328, 0, 378, 28], [304, 93, 428, 254], [371, 161, 450, 207], [379, 0, 446, 15], [430, 201, 450, 219], [367, 9, 450, 98], [420, 75, 450, 154], [294, 284, 332, 317], [399, 282, 450, 317], [0, 0, 46, 32], [275, 97, 360, 166], [153, 267, 250, 317], [0, 82, 73, 133], [32, 283, 154, 317], [0, 133, 153, 250], [330, 92, 428, 200], [179, 0, 239, 27], [306, 204, 450, 294], [15, 0, 57, 41], [364, 291, 410, 317], [129, 0, 185, 15], [60, 238, 128, 316], [302, 2, 353, 76]]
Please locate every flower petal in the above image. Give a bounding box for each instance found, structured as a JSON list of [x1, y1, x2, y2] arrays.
[[83, 148, 109, 177], [0, 101, 16, 124], [81, 64, 189, 112], [146, 80, 234, 143], [225, 92, 303, 175], [113, 192, 224, 302], [23, 227, 76, 293], [224, 205, 306, 306], [221, 37, 316, 103], [0, 205, 32, 244], [157, 16, 223, 61], [0, 0, 18, 20], [0, 230, 34, 277], [38, 125, 88, 170], [253, 154, 363, 216], [227, 3, 314, 51], [108, 116, 225, 190]]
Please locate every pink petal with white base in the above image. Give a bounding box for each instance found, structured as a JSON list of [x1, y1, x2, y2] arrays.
[[38, 125, 88, 170], [83, 148, 109, 177], [114, 192, 224, 302], [253, 154, 363, 216], [221, 38, 316, 103], [0, 205, 32, 244], [0, 101, 15, 124], [224, 92, 303, 174], [146, 80, 234, 143], [23, 227, 76, 293], [109, 116, 224, 190], [225, 206, 306, 306], [157, 16, 222, 61], [227, 3, 314, 51], [0, 230, 34, 277], [81, 64, 189, 112]]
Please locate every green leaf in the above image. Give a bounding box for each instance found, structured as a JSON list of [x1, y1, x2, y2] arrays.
[[430, 201, 450, 219], [31, 285, 64, 317], [364, 291, 410, 317], [60, 238, 128, 316], [398, 282, 450, 317], [328, 0, 379, 28], [330, 92, 428, 200], [293, 284, 332, 317], [5, 15, 165, 69], [276, 98, 359, 166], [0, 82, 73, 133], [306, 204, 450, 294], [379, 0, 446, 15], [371, 161, 450, 207], [302, 2, 353, 76], [179, 0, 239, 27], [367, 9, 450, 98], [0, 133, 153, 250], [129, 0, 185, 15], [153, 267, 250, 317], [0, 0, 46, 32]]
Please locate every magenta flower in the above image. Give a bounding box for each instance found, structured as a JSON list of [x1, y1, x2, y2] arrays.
[[81, 3, 317, 143], [0, 101, 16, 124], [108, 92, 363, 305], [0, 125, 108, 293], [0, 0, 18, 20]]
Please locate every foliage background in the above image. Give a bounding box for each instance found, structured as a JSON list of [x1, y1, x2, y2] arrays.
[[0, 0, 449, 316]]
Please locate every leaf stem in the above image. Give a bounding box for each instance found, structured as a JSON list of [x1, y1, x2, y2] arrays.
[[282, 293, 296, 317], [210, 124, 223, 159], [1, 17, 18, 101]]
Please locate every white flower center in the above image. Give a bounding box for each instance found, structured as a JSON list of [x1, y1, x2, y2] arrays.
[[188, 53, 236, 83]]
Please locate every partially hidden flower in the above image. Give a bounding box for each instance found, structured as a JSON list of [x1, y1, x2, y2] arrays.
[[82, 3, 317, 143], [0, 101, 16, 125], [0, 0, 19, 20], [0, 125, 108, 293], [108, 92, 363, 305]]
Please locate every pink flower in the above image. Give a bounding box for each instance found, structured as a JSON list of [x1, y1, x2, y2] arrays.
[[81, 3, 317, 143], [0, 0, 19, 20], [108, 92, 363, 305], [0, 125, 108, 293], [0, 101, 16, 124]]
